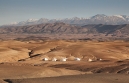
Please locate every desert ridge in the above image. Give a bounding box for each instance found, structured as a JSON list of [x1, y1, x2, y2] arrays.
[[0, 40, 129, 83], [0, 40, 129, 63]]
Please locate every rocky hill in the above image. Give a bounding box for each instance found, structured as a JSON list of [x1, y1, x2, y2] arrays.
[[0, 23, 129, 39], [82, 24, 129, 37]]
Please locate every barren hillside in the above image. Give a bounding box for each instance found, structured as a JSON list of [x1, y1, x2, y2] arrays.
[[0, 40, 129, 83], [0, 23, 129, 39]]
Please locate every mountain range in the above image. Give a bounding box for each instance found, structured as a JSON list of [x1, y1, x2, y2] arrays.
[[0, 22, 129, 39], [2, 14, 129, 26]]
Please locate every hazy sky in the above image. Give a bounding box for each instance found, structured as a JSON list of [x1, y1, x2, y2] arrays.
[[0, 0, 129, 25]]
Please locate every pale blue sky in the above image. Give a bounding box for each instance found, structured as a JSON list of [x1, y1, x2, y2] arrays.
[[0, 0, 129, 25]]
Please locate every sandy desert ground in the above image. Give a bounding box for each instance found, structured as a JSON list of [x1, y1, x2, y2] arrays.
[[5, 74, 129, 83], [0, 40, 129, 83]]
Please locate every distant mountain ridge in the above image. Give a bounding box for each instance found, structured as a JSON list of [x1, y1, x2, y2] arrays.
[[0, 23, 129, 38], [2, 14, 129, 26]]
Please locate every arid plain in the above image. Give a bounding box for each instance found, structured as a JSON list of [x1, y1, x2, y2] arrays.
[[0, 39, 129, 83]]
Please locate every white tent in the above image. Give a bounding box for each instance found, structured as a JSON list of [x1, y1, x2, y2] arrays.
[[60, 58, 67, 61], [43, 58, 49, 61], [99, 58, 102, 61], [88, 58, 93, 62], [52, 58, 57, 61], [75, 58, 81, 61]]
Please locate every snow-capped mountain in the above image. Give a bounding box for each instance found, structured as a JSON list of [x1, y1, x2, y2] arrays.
[[26, 19, 38, 22], [3, 14, 129, 26]]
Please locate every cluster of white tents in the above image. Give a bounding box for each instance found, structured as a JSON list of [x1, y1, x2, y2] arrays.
[[42, 57, 80, 61], [42, 57, 103, 62]]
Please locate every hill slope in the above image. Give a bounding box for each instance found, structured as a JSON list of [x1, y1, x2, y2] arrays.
[[0, 23, 129, 38]]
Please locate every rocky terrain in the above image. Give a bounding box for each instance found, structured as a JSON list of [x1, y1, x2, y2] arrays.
[[0, 40, 129, 83], [0, 23, 129, 40]]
